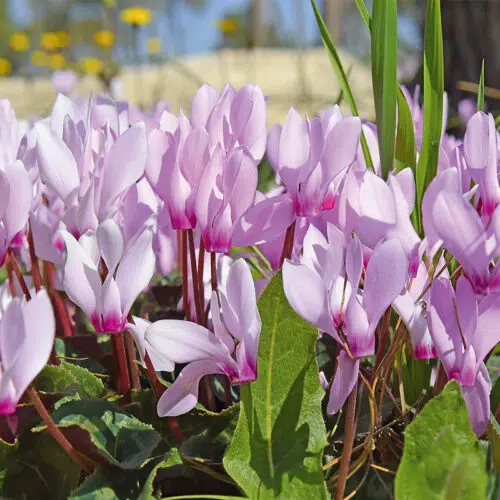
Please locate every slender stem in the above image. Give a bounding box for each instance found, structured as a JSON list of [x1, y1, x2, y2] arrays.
[[198, 238, 205, 297], [180, 230, 190, 321], [188, 229, 204, 324], [210, 252, 217, 292], [7, 249, 31, 300], [27, 386, 92, 473], [223, 376, 233, 406], [372, 308, 391, 382], [176, 230, 183, 274], [143, 351, 184, 444], [111, 333, 131, 394], [27, 223, 42, 292], [279, 220, 296, 267], [434, 363, 448, 395], [124, 331, 140, 391], [6, 253, 17, 297], [45, 261, 73, 337], [335, 380, 359, 500]]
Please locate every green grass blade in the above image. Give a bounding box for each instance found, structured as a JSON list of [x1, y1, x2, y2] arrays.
[[477, 59, 485, 111], [395, 87, 417, 173], [371, 0, 398, 180], [311, 0, 374, 171], [415, 0, 444, 236], [355, 0, 370, 30]]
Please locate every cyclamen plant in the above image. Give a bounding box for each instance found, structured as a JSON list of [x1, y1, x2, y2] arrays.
[[0, 1, 498, 499]]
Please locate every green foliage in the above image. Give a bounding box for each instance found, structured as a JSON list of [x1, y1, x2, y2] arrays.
[[33, 399, 161, 470], [415, 0, 444, 236], [311, 0, 374, 172], [2, 432, 80, 499], [35, 361, 105, 399], [224, 271, 328, 498], [395, 381, 488, 499], [69, 450, 183, 500], [371, 0, 398, 180], [396, 87, 417, 175], [478, 60, 485, 112]]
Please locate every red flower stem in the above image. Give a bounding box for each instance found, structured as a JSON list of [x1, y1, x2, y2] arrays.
[[5, 253, 17, 298], [372, 308, 391, 382], [279, 220, 296, 267], [334, 379, 358, 500], [126, 315, 184, 443], [27, 223, 42, 292], [7, 249, 31, 301], [176, 230, 183, 274], [180, 230, 190, 321], [124, 331, 140, 391], [44, 261, 73, 337], [144, 350, 184, 444], [187, 229, 204, 324], [27, 386, 93, 473], [210, 251, 217, 292], [8, 262, 82, 469], [197, 238, 206, 319], [111, 332, 131, 395]]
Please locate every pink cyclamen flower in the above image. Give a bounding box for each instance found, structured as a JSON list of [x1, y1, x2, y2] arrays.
[[283, 224, 407, 413], [60, 219, 155, 333], [144, 259, 261, 417], [0, 290, 55, 414], [427, 175, 500, 295], [463, 111, 500, 217], [191, 83, 267, 161], [0, 160, 32, 265], [195, 145, 258, 253], [233, 107, 361, 246], [428, 276, 500, 435]]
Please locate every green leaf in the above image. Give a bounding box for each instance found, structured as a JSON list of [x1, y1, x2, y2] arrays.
[[355, 0, 370, 30], [69, 472, 119, 500], [371, 0, 398, 180], [2, 432, 80, 500], [224, 271, 328, 498], [491, 377, 500, 416], [33, 399, 161, 470], [138, 449, 183, 499], [396, 87, 417, 175], [395, 381, 488, 499], [34, 361, 105, 400], [311, 0, 374, 172], [488, 417, 500, 473], [478, 60, 485, 112], [415, 0, 444, 236]]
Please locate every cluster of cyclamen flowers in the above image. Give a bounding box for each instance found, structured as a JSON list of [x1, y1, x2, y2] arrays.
[[0, 81, 498, 437]]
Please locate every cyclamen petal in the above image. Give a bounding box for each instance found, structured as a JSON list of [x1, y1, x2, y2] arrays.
[[327, 350, 359, 415]]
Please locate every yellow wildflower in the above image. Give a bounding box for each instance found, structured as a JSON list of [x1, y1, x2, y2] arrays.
[[79, 57, 103, 74], [9, 33, 30, 52], [94, 30, 115, 49], [147, 37, 162, 54], [120, 7, 152, 27], [217, 18, 239, 34], [0, 58, 12, 77], [31, 50, 49, 67], [50, 53, 66, 70]]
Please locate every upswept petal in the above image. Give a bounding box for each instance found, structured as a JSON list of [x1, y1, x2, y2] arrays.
[[115, 226, 155, 316], [60, 231, 100, 318], [327, 350, 359, 414], [157, 360, 225, 417], [145, 319, 232, 364], [363, 239, 407, 326]]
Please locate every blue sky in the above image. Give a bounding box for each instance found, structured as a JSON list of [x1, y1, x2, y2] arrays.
[[7, 0, 420, 59], [8, 0, 324, 55]]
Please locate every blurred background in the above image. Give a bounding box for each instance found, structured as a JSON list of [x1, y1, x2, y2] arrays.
[[0, 0, 492, 123]]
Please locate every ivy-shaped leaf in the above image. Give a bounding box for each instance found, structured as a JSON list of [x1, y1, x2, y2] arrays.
[[224, 271, 328, 498], [33, 399, 160, 470], [396, 381, 488, 499]]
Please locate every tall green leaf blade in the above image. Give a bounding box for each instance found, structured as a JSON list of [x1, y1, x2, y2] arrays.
[[223, 271, 328, 498], [478, 60, 485, 111], [395, 381, 488, 499], [371, 0, 398, 180], [395, 87, 417, 174], [311, 0, 374, 172], [355, 0, 370, 29], [415, 0, 444, 235]]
